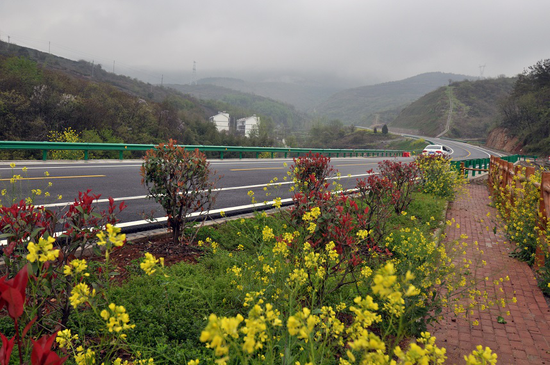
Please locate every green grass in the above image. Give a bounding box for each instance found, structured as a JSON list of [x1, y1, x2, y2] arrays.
[[82, 191, 448, 364]]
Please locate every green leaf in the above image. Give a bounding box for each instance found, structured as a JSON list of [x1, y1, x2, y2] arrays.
[[497, 316, 507, 324]]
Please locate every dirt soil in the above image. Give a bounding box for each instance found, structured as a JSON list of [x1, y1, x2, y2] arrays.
[[94, 232, 203, 284]]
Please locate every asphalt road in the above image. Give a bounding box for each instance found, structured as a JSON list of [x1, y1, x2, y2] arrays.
[[0, 140, 503, 230]]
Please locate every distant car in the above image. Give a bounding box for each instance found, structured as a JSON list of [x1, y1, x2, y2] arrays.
[[422, 144, 452, 156]]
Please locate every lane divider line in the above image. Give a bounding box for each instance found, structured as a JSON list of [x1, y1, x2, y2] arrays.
[[0, 175, 106, 181], [41, 172, 375, 208]]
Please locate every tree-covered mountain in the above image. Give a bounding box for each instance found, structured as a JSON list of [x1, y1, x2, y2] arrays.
[[391, 77, 515, 138], [494, 59, 550, 154], [313, 72, 474, 126], [0, 41, 280, 156], [189, 76, 340, 112]]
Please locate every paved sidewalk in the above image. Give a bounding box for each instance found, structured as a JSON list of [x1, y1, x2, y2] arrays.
[[429, 182, 550, 365]]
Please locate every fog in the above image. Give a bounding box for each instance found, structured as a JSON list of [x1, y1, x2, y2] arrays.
[[1, 0, 549, 87]]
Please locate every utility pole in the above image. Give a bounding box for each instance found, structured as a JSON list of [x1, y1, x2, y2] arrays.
[[479, 64, 486, 80], [191, 61, 197, 85], [91, 60, 94, 78]]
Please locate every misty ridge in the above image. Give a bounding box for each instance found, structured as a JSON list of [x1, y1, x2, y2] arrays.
[[5, 38, 548, 155], [0, 38, 480, 129]]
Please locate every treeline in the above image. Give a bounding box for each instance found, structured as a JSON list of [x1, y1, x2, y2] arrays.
[[169, 83, 307, 132], [498, 59, 550, 154], [0, 55, 277, 158], [306, 119, 394, 149]]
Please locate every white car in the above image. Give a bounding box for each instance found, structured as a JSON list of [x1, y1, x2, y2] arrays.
[[421, 144, 452, 156]]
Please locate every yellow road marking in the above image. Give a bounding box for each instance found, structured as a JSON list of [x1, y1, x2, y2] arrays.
[[464, 149, 471, 158], [230, 167, 283, 171], [0, 175, 106, 181]]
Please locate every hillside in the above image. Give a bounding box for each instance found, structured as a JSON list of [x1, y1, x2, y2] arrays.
[[390, 77, 515, 138], [191, 77, 340, 112], [0, 41, 303, 137], [0, 43, 287, 157], [491, 59, 550, 155], [314, 72, 474, 125], [167, 83, 307, 130]]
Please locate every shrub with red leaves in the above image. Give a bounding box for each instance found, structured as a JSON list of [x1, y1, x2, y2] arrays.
[[57, 189, 127, 259], [0, 265, 67, 365], [141, 139, 219, 245], [356, 171, 400, 246], [378, 160, 419, 213], [286, 154, 393, 305], [291, 152, 334, 197]]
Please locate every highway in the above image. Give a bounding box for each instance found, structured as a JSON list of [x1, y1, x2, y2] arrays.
[[0, 140, 503, 230]]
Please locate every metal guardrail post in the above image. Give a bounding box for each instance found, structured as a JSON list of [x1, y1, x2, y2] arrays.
[[84, 150, 89, 160], [42, 150, 47, 161]]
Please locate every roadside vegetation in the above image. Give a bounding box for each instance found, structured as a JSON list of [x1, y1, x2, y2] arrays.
[[0, 151, 509, 364], [489, 162, 550, 295]]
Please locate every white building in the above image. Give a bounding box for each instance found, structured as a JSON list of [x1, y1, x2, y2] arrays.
[[209, 112, 230, 132], [236, 115, 260, 136]]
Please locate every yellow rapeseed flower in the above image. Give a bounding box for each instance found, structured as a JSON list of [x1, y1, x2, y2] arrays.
[[26, 236, 59, 263]]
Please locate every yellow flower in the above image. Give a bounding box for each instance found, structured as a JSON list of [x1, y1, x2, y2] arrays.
[[464, 345, 497, 365], [69, 283, 95, 309], [63, 259, 89, 277], [141, 252, 163, 275], [100, 303, 136, 333], [356, 230, 370, 240], [74, 346, 95, 365], [97, 224, 126, 247], [56, 329, 78, 349], [262, 226, 275, 241], [9, 163, 15, 168], [26, 236, 59, 263]]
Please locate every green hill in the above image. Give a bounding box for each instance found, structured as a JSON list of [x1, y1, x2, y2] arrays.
[[493, 59, 550, 154], [191, 77, 339, 112], [314, 72, 474, 126], [0, 41, 282, 155], [167, 83, 307, 130], [391, 77, 515, 138]]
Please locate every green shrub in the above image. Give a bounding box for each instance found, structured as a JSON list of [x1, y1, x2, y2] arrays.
[[141, 139, 219, 245]]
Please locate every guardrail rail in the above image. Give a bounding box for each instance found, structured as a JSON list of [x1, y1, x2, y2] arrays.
[[0, 141, 410, 161]]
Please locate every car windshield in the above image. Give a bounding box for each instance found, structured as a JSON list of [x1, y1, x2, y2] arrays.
[[425, 145, 441, 150]]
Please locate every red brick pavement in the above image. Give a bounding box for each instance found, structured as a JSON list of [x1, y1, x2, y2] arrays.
[[429, 183, 550, 365]]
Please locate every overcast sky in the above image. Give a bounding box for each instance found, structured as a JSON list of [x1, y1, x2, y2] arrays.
[[1, 0, 549, 87]]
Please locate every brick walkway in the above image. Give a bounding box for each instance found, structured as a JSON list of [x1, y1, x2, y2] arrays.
[[429, 182, 550, 364]]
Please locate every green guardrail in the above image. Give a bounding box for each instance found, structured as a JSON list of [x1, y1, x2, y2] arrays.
[[451, 155, 538, 178], [0, 141, 408, 161]]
